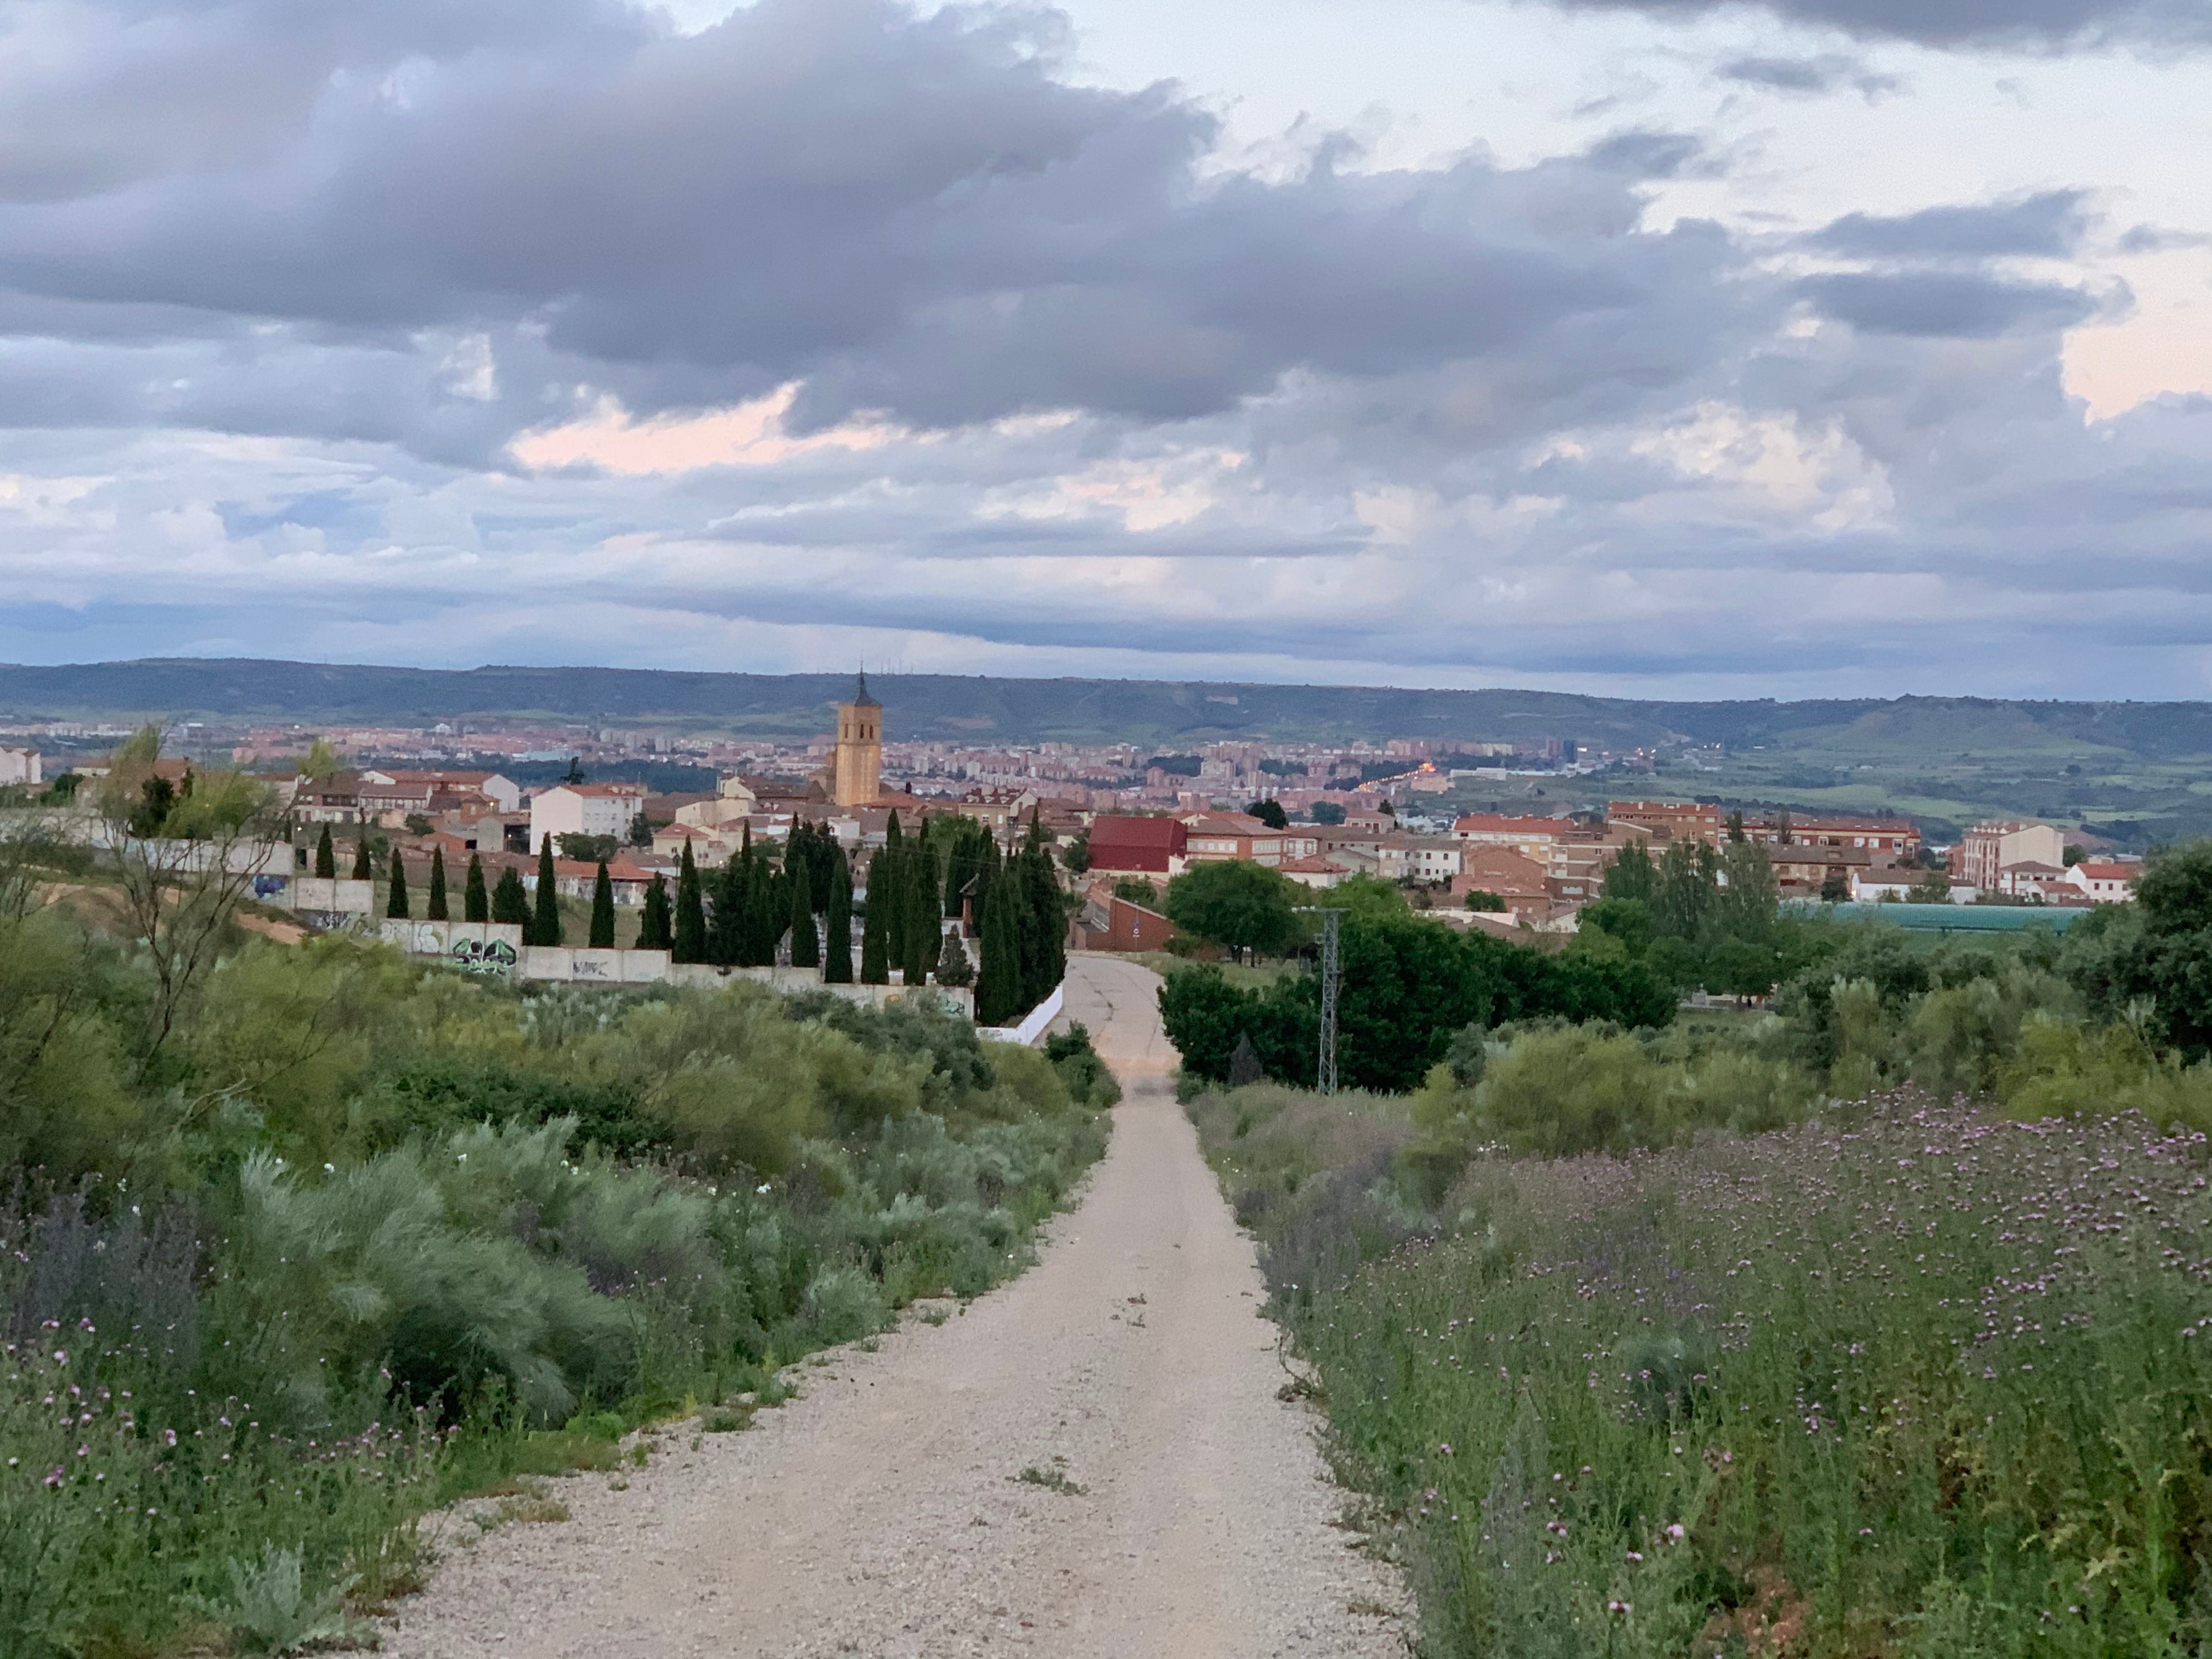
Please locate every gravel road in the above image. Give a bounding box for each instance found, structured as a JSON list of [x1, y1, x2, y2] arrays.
[[380, 954, 1409, 1658]]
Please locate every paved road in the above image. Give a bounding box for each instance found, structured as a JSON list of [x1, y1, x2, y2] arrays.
[[382, 955, 1407, 1658]]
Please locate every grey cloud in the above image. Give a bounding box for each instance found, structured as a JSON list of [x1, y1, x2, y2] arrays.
[[2118, 224, 2212, 253], [1717, 54, 1900, 98], [0, 0, 1760, 449], [1809, 191, 2090, 259], [0, 0, 637, 202], [1540, 0, 2212, 50], [1796, 271, 2107, 336]]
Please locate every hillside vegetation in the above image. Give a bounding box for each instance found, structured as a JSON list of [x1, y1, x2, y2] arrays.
[[0, 818, 1113, 1658], [1173, 848, 2212, 1656]]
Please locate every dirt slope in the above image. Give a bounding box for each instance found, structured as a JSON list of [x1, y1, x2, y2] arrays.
[[380, 954, 1408, 1658]]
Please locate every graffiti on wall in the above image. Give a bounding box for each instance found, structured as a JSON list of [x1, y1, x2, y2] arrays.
[[450, 937, 518, 976]]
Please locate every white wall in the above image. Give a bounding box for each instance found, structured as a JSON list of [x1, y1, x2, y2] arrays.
[[0, 748, 41, 787]]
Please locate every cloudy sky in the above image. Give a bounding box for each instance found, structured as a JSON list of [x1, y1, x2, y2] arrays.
[[1, 0, 2208, 699]]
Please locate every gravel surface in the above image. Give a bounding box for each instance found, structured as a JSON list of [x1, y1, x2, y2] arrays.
[[379, 955, 1410, 1658]]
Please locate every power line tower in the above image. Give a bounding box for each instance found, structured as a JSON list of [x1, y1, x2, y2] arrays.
[[1295, 906, 1345, 1094]]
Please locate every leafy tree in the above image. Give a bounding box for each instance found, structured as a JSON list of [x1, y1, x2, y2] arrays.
[[823, 846, 855, 983], [2061, 840, 2212, 1057], [1718, 839, 1778, 939], [492, 865, 530, 929], [1726, 809, 1746, 843], [1163, 860, 1300, 962], [351, 837, 373, 881], [1310, 800, 1346, 826], [300, 736, 343, 781], [1578, 898, 1655, 956], [1245, 798, 1290, 831], [1062, 828, 1091, 874], [532, 837, 562, 947], [789, 866, 820, 968], [629, 812, 654, 848], [1654, 841, 1717, 940], [557, 832, 617, 863], [1114, 876, 1159, 907], [589, 861, 616, 949], [1604, 840, 1656, 903], [637, 873, 673, 951], [464, 854, 489, 923], [1464, 889, 1505, 913], [386, 854, 410, 919], [313, 825, 336, 879], [1908, 869, 1953, 903], [672, 842, 707, 964], [1820, 866, 1851, 902], [426, 848, 449, 920]]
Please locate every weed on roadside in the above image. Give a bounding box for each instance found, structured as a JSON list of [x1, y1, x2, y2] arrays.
[[1014, 1462, 1087, 1496]]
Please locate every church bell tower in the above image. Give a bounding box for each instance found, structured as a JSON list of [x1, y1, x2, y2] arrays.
[[832, 671, 882, 808]]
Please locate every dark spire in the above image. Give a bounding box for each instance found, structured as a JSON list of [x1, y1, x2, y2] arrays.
[[852, 666, 880, 708]]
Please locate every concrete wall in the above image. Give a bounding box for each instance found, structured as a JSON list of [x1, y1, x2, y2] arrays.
[[979, 980, 1064, 1047]]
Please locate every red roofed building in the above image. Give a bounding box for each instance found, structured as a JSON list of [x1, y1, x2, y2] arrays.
[[1086, 815, 1188, 873], [2065, 860, 2141, 903]]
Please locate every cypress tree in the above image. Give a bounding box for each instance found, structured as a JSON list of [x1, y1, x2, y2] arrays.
[[859, 849, 890, 984], [755, 868, 787, 966], [351, 836, 373, 881], [533, 837, 562, 947], [788, 865, 819, 968], [877, 833, 907, 973], [823, 847, 854, 984], [708, 855, 742, 966], [637, 874, 673, 951], [313, 825, 336, 879], [427, 847, 449, 920], [673, 842, 707, 963], [385, 853, 410, 918], [1020, 820, 1066, 1005], [975, 873, 1029, 1025], [464, 854, 490, 922], [904, 849, 936, 985], [589, 860, 616, 949], [492, 865, 529, 929]]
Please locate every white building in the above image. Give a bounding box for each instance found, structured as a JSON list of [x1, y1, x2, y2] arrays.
[[2065, 860, 2141, 902], [0, 747, 41, 787], [528, 782, 647, 850]]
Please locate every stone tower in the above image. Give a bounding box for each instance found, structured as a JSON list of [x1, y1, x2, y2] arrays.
[[831, 670, 882, 808]]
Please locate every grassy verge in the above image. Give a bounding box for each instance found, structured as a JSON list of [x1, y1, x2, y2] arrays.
[[1189, 1079, 2212, 1657]]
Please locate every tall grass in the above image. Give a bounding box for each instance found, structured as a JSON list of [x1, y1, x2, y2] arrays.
[[1199, 1083, 2212, 1656]]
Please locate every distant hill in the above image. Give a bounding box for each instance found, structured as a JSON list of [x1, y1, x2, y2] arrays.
[[7, 657, 2212, 758]]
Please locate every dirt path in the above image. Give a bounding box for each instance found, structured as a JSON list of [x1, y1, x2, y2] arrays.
[[381, 954, 1408, 1658]]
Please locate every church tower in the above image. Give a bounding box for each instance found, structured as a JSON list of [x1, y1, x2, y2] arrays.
[[831, 671, 882, 808]]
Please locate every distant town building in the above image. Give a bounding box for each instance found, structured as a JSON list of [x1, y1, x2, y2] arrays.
[[1086, 815, 1187, 873], [1607, 801, 1723, 844], [529, 782, 647, 849], [1452, 812, 1566, 862], [0, 747, 42, 787], [1957, 821, 2067, 891], [2066, 859, 2141, 903]]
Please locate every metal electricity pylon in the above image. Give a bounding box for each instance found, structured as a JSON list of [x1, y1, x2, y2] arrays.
[[1294, 906, 1345, 1094]]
